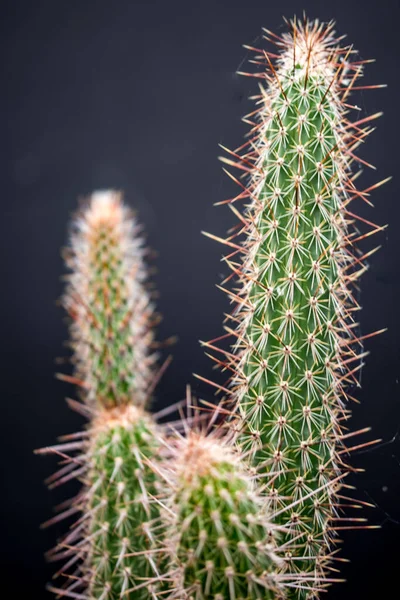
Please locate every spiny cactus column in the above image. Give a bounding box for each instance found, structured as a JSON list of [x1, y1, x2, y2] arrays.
[[152, 427, 295, 599], [40, 191, 163, 600], [202, 18, 386, 598]]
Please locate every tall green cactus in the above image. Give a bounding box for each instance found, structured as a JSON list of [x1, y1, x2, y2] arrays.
[[202, 18, 386, 597], [39, 191, 164, 600]]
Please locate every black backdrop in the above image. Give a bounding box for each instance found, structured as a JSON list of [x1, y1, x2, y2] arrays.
[[1, 1, 399, 599]]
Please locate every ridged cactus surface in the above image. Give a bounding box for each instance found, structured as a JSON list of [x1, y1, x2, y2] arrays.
[[203, 18, 386, 598], [40, 191, 163, 600]]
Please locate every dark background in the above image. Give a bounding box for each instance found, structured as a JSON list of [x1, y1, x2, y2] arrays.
[[1, 1, 399, 598]]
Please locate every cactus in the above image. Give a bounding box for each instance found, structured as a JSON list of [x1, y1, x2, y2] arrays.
[[202, 17, 387, 597], [36, 17, 388, 600], [149, 417, 298, 599], [39, 191, 164, 600]]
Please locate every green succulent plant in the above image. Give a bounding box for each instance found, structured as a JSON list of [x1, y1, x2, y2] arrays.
[[202, 16, 386, 598]]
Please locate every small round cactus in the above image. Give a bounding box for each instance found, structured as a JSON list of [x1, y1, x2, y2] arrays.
[[151, 425, 295, 599]]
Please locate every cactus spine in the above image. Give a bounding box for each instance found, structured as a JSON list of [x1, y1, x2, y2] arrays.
[[41, 191, 163, 600], [203, 18, 386, 597]]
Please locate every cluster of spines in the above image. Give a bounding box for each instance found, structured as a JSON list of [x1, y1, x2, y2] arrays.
[[201, 17, 386, 597], [40, 191, 164, 600]]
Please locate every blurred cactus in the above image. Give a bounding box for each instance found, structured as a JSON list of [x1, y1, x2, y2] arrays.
[[39, 191, 164, 600]]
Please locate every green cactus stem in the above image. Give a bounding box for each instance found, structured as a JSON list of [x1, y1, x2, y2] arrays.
[[202, 17, 386, 598]]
